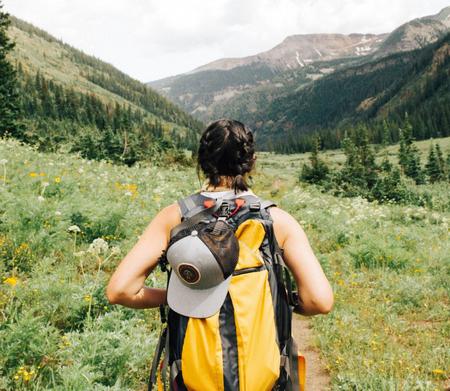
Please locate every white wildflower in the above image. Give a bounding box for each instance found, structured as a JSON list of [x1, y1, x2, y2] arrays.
[[110, 246, 121, 255], [78, 168, 84, 174], [37, 195, 45, 202], [0, 159, 7, 164], [42, 181, 50, 187], [67, 225, 81, 233], [88, 238, 109, 255], [55, 211, 62, 216], [124, 191, 133, 197]]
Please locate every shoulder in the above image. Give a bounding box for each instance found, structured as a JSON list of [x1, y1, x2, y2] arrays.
[[150, 202, 182, 234], [266, 205, 297, 225], [266, 206, 303, 248]]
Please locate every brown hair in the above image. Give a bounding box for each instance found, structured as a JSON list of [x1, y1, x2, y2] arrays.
[[197, 119, 256, 192]]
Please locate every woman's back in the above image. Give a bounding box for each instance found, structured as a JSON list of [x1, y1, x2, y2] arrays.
[[106, 119, 333, 390]]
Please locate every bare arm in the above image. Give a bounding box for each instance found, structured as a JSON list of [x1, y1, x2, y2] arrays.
[[105, 203, 181, 309], [270, 207, 334, 315]]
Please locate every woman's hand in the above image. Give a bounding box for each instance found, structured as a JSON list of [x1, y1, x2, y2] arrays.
[[106, 203, 180, 309], [270, 207, 334, 316]]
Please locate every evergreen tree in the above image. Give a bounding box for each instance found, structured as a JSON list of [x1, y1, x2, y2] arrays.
[[0, 2, 20, 136], [446, 152, 450, 181], [397, 114, 425, 184], [425, 144, 442, 183], [300, 135, 330, 184], [434, 143, 446, 179]]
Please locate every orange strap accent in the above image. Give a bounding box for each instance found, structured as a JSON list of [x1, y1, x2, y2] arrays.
[[298, 353, 306, 391], [203, 199, 215, 208]]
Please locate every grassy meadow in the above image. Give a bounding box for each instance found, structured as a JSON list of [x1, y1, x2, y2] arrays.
[[0, 136, 449, 390]]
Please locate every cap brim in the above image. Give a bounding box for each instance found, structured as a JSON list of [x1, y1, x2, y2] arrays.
[[167, 272, 232, 318]]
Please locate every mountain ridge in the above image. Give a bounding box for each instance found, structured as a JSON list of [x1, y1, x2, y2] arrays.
[[148, 6, 450, 125]]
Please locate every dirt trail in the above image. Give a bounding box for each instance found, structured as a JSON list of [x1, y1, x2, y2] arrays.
[[292, 315, 331, 391]]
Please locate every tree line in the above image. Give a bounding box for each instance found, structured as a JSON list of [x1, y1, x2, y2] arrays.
[[0, 4, 200, 166], [301, 116, 450, 207]]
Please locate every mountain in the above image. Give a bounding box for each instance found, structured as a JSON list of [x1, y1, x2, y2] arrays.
[[7, 16, 203, 164], [240, 33, 450, 152], [148, 35, 385, 120], [191, 34, 386, 73], [377, 6, 450, 56], [148, 6, 450, 123]]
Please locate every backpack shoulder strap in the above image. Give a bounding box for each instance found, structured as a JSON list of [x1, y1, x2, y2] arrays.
[[178, 192, 207, 220], [260, 198, 277, 221]]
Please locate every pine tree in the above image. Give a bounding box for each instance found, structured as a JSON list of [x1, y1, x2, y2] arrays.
[[446, 152, 450, 182], [434, 143, 446, 180], [0, 2, 20, 136], [300, 135, 330, 184], [398, 115, 413, 171], [425, 144, 441, 183], [397, 113, 425, 184], [356, 125, 378, 188]]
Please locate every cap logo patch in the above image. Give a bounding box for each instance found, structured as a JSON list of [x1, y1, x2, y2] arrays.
[[178, 263, 201, 284]]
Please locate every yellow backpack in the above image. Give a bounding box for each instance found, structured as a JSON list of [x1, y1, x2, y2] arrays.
[[148, 193, 305, 391]]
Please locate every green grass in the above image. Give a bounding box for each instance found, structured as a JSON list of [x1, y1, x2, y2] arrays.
[[0, 136, 449, 389]]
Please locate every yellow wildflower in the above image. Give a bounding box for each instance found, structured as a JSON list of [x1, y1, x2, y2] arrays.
[[29, 172, 38, 177], [83, 294, 92, 302], [54, 176, 61, 183], [39, 172, 45, 176], [4, 276, 19, 287], [431, 369, 445, 375]]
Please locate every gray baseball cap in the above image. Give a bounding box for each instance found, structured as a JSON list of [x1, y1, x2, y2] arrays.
[[166, 220, 239, 318]]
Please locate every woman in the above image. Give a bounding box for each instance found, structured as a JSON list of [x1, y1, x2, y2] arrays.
[[106, 119, 333, 388]]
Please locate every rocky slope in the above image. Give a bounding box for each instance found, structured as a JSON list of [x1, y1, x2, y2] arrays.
[[149, 6, 450, 123]]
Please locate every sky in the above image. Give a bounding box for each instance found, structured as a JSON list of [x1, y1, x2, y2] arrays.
[[3, 0, 450, 82]]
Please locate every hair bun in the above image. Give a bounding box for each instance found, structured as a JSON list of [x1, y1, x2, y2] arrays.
[[197, 119, 255, 192]]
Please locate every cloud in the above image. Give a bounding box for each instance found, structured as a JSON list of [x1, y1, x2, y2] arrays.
[[3, 0, 449, 81]]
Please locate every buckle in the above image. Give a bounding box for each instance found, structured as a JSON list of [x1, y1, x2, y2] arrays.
[[217, 201, 232, 217], [249, 202, 261, 212]]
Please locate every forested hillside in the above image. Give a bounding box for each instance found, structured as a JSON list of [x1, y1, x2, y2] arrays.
[[223, 33, 450, 153], [150, 6, 450, 131], [6, 17, 203, 165]]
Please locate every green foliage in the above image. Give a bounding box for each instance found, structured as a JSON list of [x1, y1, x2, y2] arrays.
[[299, 127, 435, 207], [0, 3, 20, 137], [328, 127, 379, 198], [397, 115, 426, 184], [14, 69, 195, 165], [350, 241, 409, 270], [231, 33, 450, 153], [300, 136, 330, 184], [1, 138, 449, 389], [5, 16, 203, 165]]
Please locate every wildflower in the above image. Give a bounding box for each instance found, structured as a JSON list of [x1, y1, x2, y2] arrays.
[[431, 369, 445, 375], [78, 168, 84, 174], [84, 294, 92, 302], [29, 172, 38, 177], [55, 211, 62, 216], [110, 246, 121, 255], [67, 225, 81, 233], [0, 159, 7, 164], [37, 196, 45, 202], [88, 238, 108, 255], [39, 172, 45, 176], [124, 191, 133, 197], [54, 176, 61, 183], [4, 276, 19, 286]]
